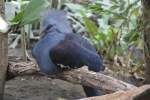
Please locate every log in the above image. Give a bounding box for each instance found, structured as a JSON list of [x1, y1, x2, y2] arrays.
[[8, 60, 136, 92], [79, 85, 150, 100], [56, 67, 136, 92]]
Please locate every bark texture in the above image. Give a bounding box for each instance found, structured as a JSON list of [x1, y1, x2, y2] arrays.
[[80, 85, 150, 100], [0, 1, 8, 100], [8, 61, 136, 92], [142, 0, 150, 83]]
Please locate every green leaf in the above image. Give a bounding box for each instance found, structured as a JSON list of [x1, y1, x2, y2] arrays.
[[21, 0, 50, 26], [11, 0, 50, 26], [130, 7, 140, 16], [107, 30, 113, 41], [83, 15, 98, 33], [109, 5, 120, 10], [123, 0, 140, 16], [137, 39, 144, 49], [111, 0, 118, 4], [112, 13, 127, 20], [11, 0, 49, 26], [95, 32, 106, 41], [65, 3, 86, 12], [11, 11, 24, 25], [83, 16, 99, 40]]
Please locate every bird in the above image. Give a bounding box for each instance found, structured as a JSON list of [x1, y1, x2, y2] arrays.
[[32, 9, 104, 97]]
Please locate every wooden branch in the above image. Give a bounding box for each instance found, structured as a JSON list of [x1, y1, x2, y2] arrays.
[[79, 85, 150, 100], [8, 61, 136, 92], [55, 67, 136, 92]]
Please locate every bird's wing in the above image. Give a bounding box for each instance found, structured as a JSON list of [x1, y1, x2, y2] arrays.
[[49, 35, 102, 72]]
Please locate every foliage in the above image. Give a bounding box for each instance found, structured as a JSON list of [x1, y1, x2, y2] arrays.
[[7, 0, 144, 71], [64, 0, 144, 75], [66, 0, 141, 59], [11, 0, 50, 26]]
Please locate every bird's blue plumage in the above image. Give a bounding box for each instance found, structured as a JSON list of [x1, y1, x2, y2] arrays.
[[40, 10, 73, 34], [32, 30, 66, 74], [32, 10, 104, 97]]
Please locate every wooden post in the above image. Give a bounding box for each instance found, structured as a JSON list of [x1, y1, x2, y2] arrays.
[[142, 0, 150, 83], [0, 0, 8, 99], [0, 33, 8, 100], [21, 27, 27, 61]]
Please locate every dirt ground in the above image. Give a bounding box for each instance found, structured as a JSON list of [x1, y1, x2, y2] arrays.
[[4, 76, 86, 100], [5, 49, 86, 100], [5, 48, 142, 100]]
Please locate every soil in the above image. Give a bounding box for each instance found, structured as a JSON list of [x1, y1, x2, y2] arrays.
[[4, 48, 86, 100], [4, 76, 86, 100], [4, 48, 142, 100]]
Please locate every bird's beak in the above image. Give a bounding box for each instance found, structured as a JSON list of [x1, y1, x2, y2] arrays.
[[0, 15, 9, 33]]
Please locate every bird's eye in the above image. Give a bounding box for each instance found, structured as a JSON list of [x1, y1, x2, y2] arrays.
[[40, 24, 53, 37], [46, 24, 53, 31]]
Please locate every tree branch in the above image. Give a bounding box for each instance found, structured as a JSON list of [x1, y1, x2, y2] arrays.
[[80, 85, 150, 100], [8, 61, 136, 93]]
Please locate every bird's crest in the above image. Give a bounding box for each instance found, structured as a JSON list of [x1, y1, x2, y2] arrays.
[[40, 9, 73, 35]]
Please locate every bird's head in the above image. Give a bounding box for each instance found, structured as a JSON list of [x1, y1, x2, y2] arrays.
[[40, 9, 73, 36]]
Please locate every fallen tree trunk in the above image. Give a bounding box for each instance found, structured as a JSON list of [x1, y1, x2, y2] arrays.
[[8, 60, 136, 93], [79, 85, 150, 100]]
